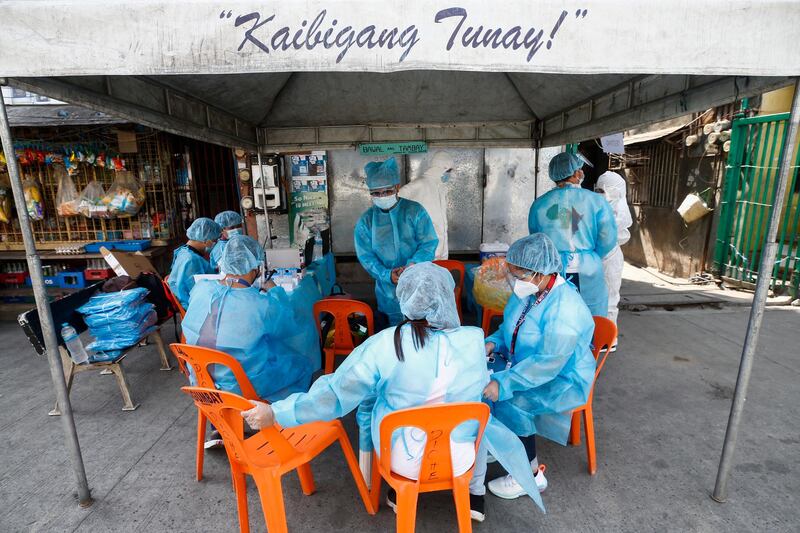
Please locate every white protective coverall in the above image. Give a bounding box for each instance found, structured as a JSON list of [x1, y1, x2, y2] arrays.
[[596, 171, 633, 324], [399, 152, 454, 260]]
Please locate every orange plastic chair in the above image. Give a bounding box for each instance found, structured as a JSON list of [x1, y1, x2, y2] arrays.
[[313, 298, 374, 374], [480, 307, 504, 337], [433, 260, 466, 321], [182, 386, 375, 533], [369, 402, 490, 533], [568, 316, 618, 475], [170, 343, 262, 482], [162, 275, 186, 319]]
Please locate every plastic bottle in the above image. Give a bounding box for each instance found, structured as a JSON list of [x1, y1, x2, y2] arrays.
[[61, 323, 89, 364]]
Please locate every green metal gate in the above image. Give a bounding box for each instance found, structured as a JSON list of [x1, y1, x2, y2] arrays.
[[714, 112, 800, 297]]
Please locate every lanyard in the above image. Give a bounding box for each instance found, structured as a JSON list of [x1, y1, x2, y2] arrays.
[[225, 277, 251, 288], [509, 275, 557, 357]]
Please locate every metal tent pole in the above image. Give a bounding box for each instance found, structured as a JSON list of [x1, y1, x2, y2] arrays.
[[0, 83, 92, 507], [712, 77, 800, 503]]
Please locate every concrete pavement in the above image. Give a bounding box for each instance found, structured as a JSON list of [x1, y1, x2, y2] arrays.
[[1, 289, 798, 531]]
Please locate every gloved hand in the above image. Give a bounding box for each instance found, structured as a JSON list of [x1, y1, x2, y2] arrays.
[[240, 400, 274, 430]]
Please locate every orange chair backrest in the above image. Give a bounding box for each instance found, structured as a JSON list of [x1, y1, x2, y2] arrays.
[[170, 343, 260, 400], [590, 316, 618, 381], [162, 275, 186, 318], [313, 298, 374, 352], [481, 307, 504, 337], [378, 402, 490, 485], [182, 386, 298, 470], [433, 260, 466, 291]]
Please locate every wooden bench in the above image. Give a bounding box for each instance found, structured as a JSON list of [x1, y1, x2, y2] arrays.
[[18, 282, 173, 414]]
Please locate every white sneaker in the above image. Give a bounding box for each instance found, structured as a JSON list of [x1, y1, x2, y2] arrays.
[[487, 465, 547, 499]]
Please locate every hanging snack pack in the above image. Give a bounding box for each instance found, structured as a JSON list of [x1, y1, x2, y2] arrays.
[[78, 180, 112, 219], [22, 178, 45, 221], [55, 166, 80, 217], [472, 256, 512, 311], [103, 170, 145, 217], [0, 173, 12, 224]]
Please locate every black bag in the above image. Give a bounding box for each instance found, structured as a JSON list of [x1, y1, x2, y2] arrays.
[[135, 272, 175, 321]]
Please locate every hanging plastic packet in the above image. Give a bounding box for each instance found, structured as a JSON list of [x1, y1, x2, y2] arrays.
[[103, 170, 144, 217], [0, 173, 13, 224], [55, 166, 80, 217], [22, 178, 45, 221], [78, 179, 112, 219]]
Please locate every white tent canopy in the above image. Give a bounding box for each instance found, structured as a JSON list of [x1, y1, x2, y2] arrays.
[[1, 0, 799, 510], [2, 0, 798, 150]]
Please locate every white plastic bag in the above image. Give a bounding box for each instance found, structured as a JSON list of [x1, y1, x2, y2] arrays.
[[78, 180, 112, 219], [103, 171, 145, 217], [55, 166, 80, 217]]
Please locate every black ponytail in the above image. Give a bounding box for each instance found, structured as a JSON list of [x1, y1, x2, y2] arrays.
[[393, 318, 431, 362]]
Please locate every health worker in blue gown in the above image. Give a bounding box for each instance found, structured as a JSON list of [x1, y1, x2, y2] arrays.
[[481, 234, 596, 500], [182, 234, 315, 404], [240, 263, 546, 521], [168, 217, 221, 309], [354, 157, 438, 327], [209, 210, 244, 270], [528, 152, 617, 317]]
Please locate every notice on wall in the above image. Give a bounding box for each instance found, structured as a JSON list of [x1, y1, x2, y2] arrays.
[[600, 133, 625, 154], [288, 151, 329, 246]]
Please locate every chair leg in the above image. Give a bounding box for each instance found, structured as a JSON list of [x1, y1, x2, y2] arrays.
[[396, 486, 420, 533], [151, 332, 172, 371], [452, 476, 473, 533], [296, 463, 316, 496], [584, 408, 597, 475], [337, 427, 377, 514], [568, 410, 582, 446], [253, 472, 288, 533], [369, 452, 382, 512], [110, 363, 139, 411], [196, 411, 207, 481], [49, 355, 76, 416], [232, 467, 250, 533], [324, 349, 334, 375]]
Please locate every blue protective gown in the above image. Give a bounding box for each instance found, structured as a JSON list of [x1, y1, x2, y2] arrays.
[[209, 239, 228, 270], [271, 324, 544, 511], [168, 245, 215, 309], [528, 185, 617, 317], [182, 281, 315, 402], [486, 277, 596, 445], [354, 198, 438, 325]]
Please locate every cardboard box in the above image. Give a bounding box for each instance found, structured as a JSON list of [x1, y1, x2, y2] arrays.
[[100, 247, 160, 279]]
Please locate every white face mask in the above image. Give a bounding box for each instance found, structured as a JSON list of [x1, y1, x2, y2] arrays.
[[373, 195, 398, 210], [226, 228, 241, 238], [513, 279, 541, 299]]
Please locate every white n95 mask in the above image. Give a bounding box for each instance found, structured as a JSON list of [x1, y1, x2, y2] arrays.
[[513, 279, 540, 299], [373, 195, 398, 210]]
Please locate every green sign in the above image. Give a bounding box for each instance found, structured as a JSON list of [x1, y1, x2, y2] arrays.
[[358, 141, 428, 156]]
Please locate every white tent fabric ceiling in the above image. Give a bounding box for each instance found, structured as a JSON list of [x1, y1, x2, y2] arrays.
[[2, 0, 798, 149]]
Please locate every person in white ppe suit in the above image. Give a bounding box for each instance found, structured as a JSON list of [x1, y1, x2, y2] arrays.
[[595, 171, 633, 333], [399, 152, 454, 260]]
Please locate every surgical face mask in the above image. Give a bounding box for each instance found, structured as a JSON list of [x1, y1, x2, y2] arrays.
[[226, 228, 241, 238], [204, 242, 215, 253], [373, 194, 398, 210]]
